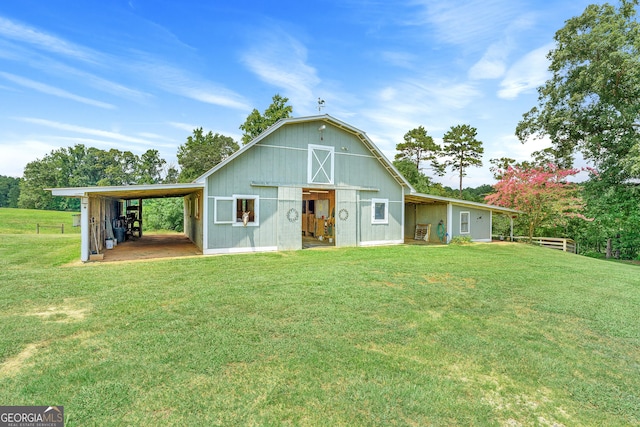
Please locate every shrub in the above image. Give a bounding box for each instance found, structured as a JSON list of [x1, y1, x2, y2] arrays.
[[449, 235, 473, 245]]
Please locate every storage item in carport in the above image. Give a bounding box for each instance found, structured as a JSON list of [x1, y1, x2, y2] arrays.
[[114, 227, 126, 243]]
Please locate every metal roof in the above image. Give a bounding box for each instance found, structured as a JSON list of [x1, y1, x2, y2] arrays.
[[405, 192, 520, 215], [48, 182, 203, 199]]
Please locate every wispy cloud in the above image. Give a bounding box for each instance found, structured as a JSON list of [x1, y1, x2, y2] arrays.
[[0, 72, 115, 109], [169, 122, 198, 133], [135, 59, 250, 110], [0, 16, 100, 63], [379, 51, 418, 69], [241, 27, 320, 114], [15, 117, 155, 145], [0, 15, 243, 108], [0, 35, 151, 103], [468, 43, 510, 80], [468, 13, 536, 80], [498, 43, 552, 99], [411, 0, 522, 47], [356, 76, 482, 163]]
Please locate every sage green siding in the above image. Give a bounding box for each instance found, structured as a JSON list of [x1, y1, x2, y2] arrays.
[[335, 189, 357, 246], [277, 186, 302, 250], [183, 191, 203, 250], [358, 197, 404, 244], [205, 119, 405, 252], [451, 205, 492, 241], [405, 203, 447, 243]]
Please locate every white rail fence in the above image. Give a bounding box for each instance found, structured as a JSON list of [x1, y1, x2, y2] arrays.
[[511, 236, 576, 254]]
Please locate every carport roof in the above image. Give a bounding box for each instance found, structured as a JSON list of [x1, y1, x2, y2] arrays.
[[48, 182, 203, 200], [405, 192, 519, 215]]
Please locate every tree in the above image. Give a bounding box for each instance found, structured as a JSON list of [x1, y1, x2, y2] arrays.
[[485, 163, 590, 240], [240, 94, 293, 144], [0, 175, 20, 208], [137, 149, 166, 184], [18, 144, 173, 210], [163, 165, 179, 184], [142, 198, 184, 232], [440, 124, 484, 197], [393, 159, 445, 195], [177, 128, 239, 182], [572, 177, 640, 259], [395, 126, 443, 175], [516, 0, 640, 182], [19, 148, 79, 211]]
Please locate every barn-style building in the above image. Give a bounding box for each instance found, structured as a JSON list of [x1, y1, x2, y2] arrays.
[[51, 115, 517, 261]]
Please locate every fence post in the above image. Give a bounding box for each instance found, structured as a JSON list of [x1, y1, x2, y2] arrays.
[[563, 239, 567, 252], [61, 223, 64, 234], [36, 224, 39, 234]]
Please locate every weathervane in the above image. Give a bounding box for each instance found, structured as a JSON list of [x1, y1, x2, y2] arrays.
[[317, 97, 325, 113]]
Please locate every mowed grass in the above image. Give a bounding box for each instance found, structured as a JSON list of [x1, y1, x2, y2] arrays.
[[0, 210, 639, 426], [0, 207, 80, 234]]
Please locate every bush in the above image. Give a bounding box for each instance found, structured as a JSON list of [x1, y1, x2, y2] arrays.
[[143, 198, 183, 232], [449, 235, 473, 245]]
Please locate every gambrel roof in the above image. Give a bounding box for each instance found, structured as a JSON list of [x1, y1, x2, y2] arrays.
[[194, 114, 413, 190]]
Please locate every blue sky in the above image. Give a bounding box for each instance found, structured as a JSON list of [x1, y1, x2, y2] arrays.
[[0, 0, 594, 187]]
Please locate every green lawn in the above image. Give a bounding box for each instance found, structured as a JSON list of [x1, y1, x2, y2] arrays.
[[0, 207, 80, 234], [0, 209, 639, 426]]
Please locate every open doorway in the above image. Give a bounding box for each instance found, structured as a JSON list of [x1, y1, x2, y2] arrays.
[[301, 189, 335, 248]]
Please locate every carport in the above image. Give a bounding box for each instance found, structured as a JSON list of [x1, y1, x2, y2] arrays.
[[50, 183, 204, 262]]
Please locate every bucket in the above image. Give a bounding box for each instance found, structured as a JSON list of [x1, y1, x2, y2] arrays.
[[105, 239, 114, 250]]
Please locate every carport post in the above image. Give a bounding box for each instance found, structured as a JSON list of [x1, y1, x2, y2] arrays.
[[81, 196, 90, 262], [510, 215, 514, 242]]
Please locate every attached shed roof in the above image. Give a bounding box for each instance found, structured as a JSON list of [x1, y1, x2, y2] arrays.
[[48, 182, 203, 200], [405, 192, 520, 215], [194, 114, 414, 190]]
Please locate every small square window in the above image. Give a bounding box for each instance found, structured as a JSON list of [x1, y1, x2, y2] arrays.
[[236, 198, 255, 223], [233, 195, 259, 226], [371, 198, 389, 224]]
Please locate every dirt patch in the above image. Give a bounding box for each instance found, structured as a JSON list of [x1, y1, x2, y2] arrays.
[[99, 234, 201, 262], [25, 299, 89, 323], [0, 343, 40, 377]]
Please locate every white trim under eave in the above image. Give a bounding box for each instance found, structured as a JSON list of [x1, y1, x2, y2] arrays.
[[203, 246, 278, 255]]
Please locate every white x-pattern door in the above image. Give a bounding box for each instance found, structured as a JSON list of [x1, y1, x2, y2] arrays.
[[307, 144, 334, 185]]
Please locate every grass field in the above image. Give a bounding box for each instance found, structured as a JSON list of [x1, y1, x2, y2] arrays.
[[0, 207, 80, 234], [0, 209, 639, 426]]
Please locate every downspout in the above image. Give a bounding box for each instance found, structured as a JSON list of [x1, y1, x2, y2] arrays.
[[80, 196, 89, 262]]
